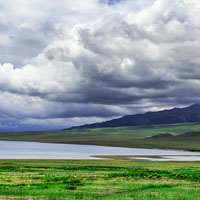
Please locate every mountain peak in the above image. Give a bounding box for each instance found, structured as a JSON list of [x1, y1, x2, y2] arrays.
[[65, 104, 200, 130], [189, 103, 200, 108]]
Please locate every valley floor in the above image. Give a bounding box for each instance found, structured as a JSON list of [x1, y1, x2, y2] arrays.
[[1, 123, 200, 151], [0, 160, 199, 199]]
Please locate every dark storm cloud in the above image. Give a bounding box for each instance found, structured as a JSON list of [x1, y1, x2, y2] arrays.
[[74, 85, 142, 105], [83, 64, 177, 90]]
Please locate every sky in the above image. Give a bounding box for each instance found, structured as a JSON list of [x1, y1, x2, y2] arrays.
[[0, 0, 200, 131]]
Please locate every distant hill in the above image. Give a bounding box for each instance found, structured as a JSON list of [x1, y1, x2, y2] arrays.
[[66, 104, 200, 130], [177, 131, 200, 138], [147, 131, 200, 139]]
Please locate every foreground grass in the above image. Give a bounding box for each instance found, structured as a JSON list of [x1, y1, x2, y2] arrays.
[[0, 123, 200, 151], [0, 160, 199, 199]]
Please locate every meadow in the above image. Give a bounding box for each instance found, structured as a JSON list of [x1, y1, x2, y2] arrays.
[[0, 123, 200, 151], [0, 160, 200, 200], [0, 123, 200, 199]]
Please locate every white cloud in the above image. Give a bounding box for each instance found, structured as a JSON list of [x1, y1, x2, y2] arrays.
[[0, 0, 200, 130]]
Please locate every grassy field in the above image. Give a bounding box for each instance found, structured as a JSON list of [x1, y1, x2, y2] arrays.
[[0, 160, 199, 199], [0, 123, 200, 151]]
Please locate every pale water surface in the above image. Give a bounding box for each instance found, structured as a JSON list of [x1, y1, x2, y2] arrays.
[[0, 141, 200, 161]]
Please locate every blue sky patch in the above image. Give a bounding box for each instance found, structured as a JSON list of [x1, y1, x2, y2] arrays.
[[100, 0, 123, 5]]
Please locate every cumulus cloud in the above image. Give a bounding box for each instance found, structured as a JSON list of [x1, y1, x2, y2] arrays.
[[0, 0, 200, 130]]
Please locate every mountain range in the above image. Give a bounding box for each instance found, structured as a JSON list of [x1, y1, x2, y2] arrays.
[[67, 104, 200, 130]]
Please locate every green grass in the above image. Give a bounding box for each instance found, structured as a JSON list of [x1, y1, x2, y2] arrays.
[[1, 123, 200, 151], [0, 160, 199, 199]]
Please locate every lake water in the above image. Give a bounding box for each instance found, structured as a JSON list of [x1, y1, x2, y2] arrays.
[[0, 141, 200, 161]]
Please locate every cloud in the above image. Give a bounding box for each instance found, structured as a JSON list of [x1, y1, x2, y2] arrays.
[[0, 0, 200, 130]]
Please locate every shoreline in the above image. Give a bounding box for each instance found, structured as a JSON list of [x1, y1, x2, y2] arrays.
[[0, 140, 200, 161], [0, 139, 200, 153]]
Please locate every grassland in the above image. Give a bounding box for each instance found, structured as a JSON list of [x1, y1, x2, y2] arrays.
[[0, 124, 200, 199], [0, 160, 199, 200], [0, 123, 200, 151]]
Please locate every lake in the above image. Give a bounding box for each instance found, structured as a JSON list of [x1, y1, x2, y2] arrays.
[[0, 141, 200, 161]]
